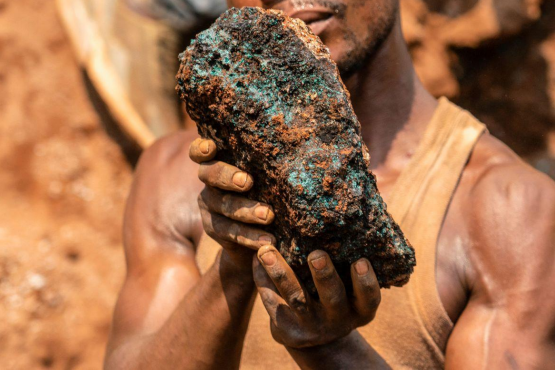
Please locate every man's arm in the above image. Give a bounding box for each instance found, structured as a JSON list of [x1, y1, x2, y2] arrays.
[[106, 245, 256, 369], [104, 132, 273, 369], [446, 164, 555, 369]]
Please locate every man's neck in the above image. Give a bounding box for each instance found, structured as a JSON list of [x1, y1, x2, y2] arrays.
[[343, 19, 438, 174]]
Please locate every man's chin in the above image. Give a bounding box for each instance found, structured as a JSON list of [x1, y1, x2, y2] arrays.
[[323, 36, 376, 80], [333, 52, 369, 81]]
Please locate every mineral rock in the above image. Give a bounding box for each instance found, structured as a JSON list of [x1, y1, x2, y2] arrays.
[[176, 7, 415, 292]]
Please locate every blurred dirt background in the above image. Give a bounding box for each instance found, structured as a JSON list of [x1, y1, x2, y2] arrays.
[[0, 0, 554, 369], [0, 0, 131, 369]]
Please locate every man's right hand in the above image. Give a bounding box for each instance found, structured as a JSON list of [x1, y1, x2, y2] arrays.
[[189, 138, 276, 269]]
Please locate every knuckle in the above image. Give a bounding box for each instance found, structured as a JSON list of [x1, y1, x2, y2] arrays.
[[270, 322, 285, 345], [236, 233, 255, 247], [370, 293, 381, 307], [214, 163, 229, 186], [287, 291, 308, 312], [325, 294, 345, 309], [356, 297, 379, 324], [197, 190, 209, 208], [252, 263, 266, 284], [270, 269, 288, 284], [363, 288, 381, 308], [220, 193, 233, 215], [199, 208, 211, 227], [227, 222, 240, 242], [360, 276, 380, 293], [259, 290, 277, 307], [315, 268, 335, 282]]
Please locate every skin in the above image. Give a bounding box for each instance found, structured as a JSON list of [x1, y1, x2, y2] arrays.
[[105, 0, 555, 369]]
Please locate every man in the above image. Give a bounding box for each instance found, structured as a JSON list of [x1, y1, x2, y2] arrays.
[[104, 0, 555, 368]]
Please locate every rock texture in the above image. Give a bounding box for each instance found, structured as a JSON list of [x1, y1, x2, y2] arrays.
[[3, 1, 555, 369], [176, 7, 415, 292]]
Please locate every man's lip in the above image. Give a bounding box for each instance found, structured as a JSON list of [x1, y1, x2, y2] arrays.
[[288, 8, 335, 22], [288, 9, 335, 35]]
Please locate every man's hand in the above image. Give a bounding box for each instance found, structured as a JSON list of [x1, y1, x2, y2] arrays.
[[253, 245, 381, 349], [189, 138, 277, 269]]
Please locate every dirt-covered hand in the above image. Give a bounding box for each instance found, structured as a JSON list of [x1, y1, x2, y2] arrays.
[[253, 245, 381, 349], [190, 138, 277, 252]]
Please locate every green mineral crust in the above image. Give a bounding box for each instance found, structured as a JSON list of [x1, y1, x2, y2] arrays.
[[176, 7, 415, 291]]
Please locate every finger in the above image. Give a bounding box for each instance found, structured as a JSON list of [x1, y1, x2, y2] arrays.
[[350, 258, 381, 319], [257, 246, 308, 313], [307, 250, 349, 314], [198, 161, 253, 192], [253, 256, 287, 319], [199, 206, 276, 249], [189, 138, 217, 163], [253, 257, 298, 333], [200, 187, 275, 225]]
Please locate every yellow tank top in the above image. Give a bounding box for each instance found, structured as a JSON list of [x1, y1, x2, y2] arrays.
[[196, 98, 486, 369]]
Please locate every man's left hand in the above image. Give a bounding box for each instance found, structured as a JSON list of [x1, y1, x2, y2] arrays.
[[253, 246, 381, 349]]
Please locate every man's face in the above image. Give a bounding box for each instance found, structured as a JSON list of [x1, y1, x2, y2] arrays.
[[227, 0, 399, 77]]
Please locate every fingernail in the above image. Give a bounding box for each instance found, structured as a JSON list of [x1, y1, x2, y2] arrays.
[[260, 251, 276, 266], [200, 140, 210, 154], [255, 206, 269, 221], [258, 235, 273, 246], [232, 172, 248, 187], [310, 256, 327, 270], [355, 260, 369, 276]]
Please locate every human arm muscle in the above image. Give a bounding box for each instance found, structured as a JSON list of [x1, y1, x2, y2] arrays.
[[446, 164, 555, 369]]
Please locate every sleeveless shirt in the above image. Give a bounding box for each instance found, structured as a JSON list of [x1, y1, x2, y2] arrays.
[[196, 98, 486, 369]]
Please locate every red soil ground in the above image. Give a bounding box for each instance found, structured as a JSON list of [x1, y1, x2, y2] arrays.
[[0, 1, 131, 368]]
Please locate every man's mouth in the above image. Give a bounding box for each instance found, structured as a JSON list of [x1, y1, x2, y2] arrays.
[[288, 9, 335, 36]]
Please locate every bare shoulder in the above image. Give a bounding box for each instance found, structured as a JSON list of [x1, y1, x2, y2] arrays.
[[135, 129, 204, 203], [137, 129, 201, 175], [461, 132, 555, 296], [468, 132, 555, 220], [126, 129, 205, 254]]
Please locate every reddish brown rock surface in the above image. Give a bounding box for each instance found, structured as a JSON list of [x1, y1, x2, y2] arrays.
[[177, 7, 415, 293]]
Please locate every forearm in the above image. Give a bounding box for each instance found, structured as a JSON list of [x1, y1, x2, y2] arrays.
[[106, 251, 257, 370], [286, 331, 391, 370]]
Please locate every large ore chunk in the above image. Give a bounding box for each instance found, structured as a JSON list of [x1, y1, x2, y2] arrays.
[[176, 7, 415, 291]]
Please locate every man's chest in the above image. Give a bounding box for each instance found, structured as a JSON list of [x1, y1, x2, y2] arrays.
[[378, 175, 470, 324]]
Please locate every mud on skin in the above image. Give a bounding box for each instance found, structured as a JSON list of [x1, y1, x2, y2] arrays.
[[176, 7, 415, 294]]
